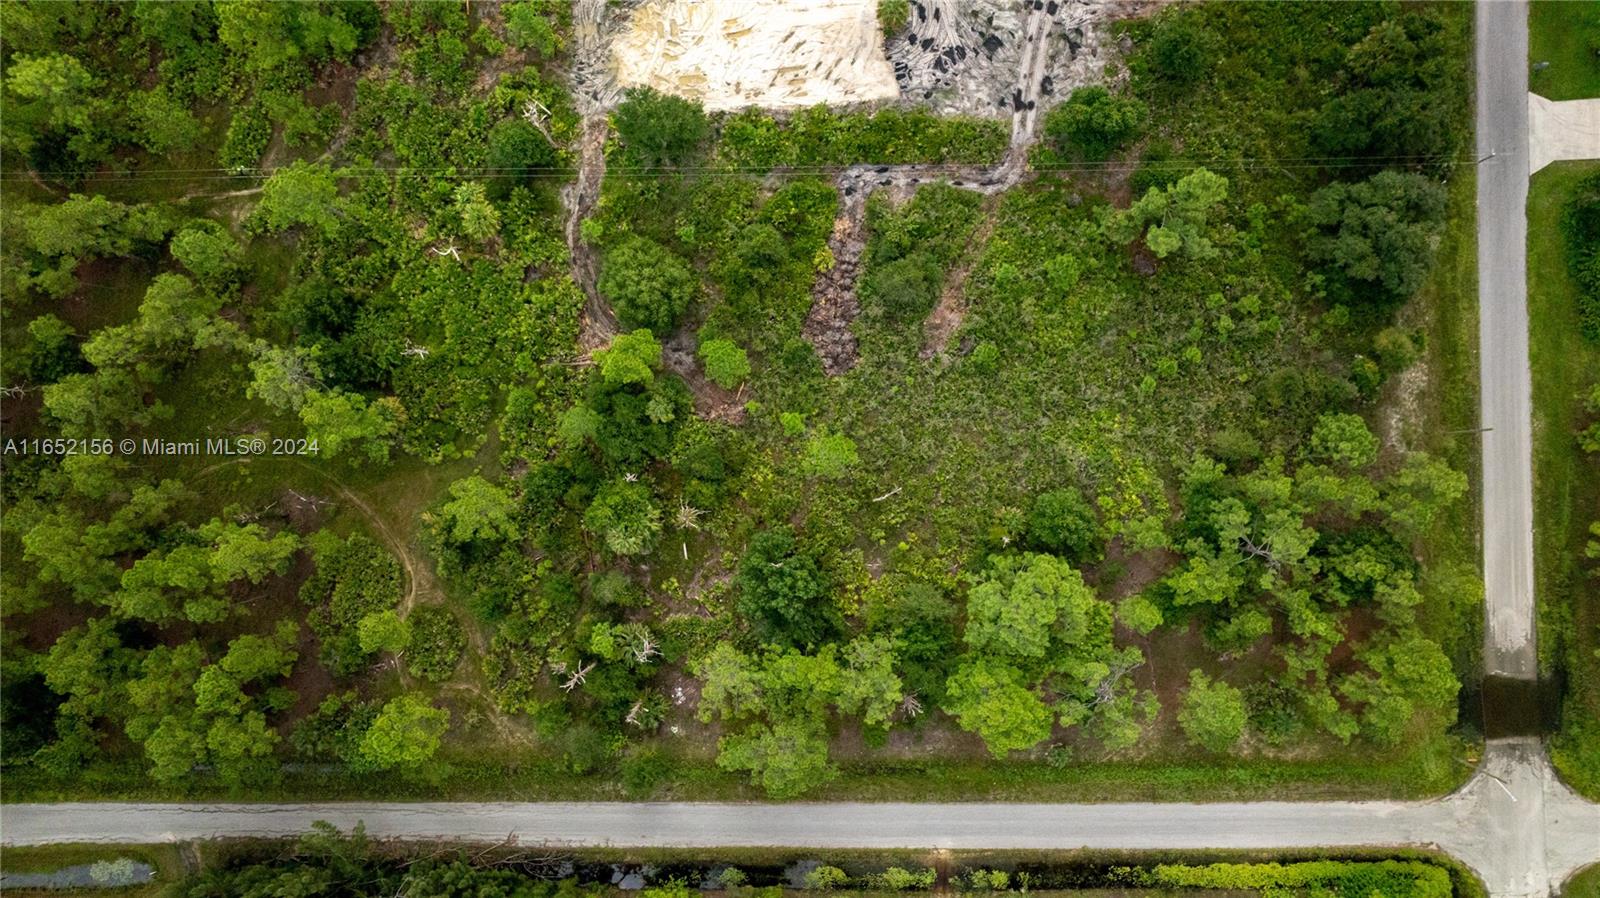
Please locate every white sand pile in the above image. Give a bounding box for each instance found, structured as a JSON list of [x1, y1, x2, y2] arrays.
[[611, 0, 901, 111]]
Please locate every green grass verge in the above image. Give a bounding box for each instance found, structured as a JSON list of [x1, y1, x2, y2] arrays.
[[1410, 168, 1485, 680], [1528, 160, 1600, 799], [1530, 0, 1600, 101], [1565, 864, 1600, 898], [3, 732, 1469, 803]]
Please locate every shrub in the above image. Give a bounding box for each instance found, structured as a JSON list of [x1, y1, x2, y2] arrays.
[[736, 525, 839, 648], [1303, 171, 1448, 305], [486, 118, 558, 195], [1043, 86, 1145, 161], [598, 236, 698, 332], [300, 532, 403, 676], [878, 0, 910, 36], [871, 867, 936, 891], [1025, 487, 1100, 561], [612, 86, 710, 167], [804, 866, 850, 890], [584, 478, 662, 556], [1178, 670, 1247, 753], [801, 428, 859, 478], [1146, 16, 1214, 86], [406, 605, 466, 682], [1562, 172, 1600, 341], [219, 101, 272, 171], [1309, 412, 1380, 469], [697, 337, 750, 389]]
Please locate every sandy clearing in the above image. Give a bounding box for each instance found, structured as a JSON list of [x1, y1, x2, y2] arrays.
[[611, 0, 900, 111]]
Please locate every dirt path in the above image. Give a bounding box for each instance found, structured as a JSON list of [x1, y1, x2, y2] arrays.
[[564, 115, 618, 354], [920, 206, 999, 360]]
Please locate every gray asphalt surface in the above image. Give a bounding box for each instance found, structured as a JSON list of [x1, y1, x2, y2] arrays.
[[3, 743, 1596, 896], [4, 2, 1597, 896], [1477, 0, 1536, 680]]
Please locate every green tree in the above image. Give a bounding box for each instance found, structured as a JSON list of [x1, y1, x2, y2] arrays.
[[203, 520, 299, 583], [438, 475, 519, 544], [1338, 634, 1459, 746], [1303, 171, 1447, 303], [2, 53, 100, 159], [170, 222, 242, 289], [583, 478, 663, 556], [1111, 168, 1230, 259], [485, 118, 557, 194], [1043, 86, 1145, 161], [594, 329, 663, 385], [963, 553, 1097, 660], [716, 718, 834, 799], [612, 86, 710, 167], [943, 658, 1053, 757], [503, 1, 560, 55], [697, 337, 750, 389], [1145, 16, 1214, 86], [736, 526, 839, 649], [1381, 452, 1467, 535], [357, 609, 412, 655], [1026, 488, 1100, 561], [254, 161, 341, 236], [131, 87, 202, 156], [1178, 670, 1247, 753], [1309, 413, 1380, 469], [299, 390, 394, 463], [248, 343, 323, 412], [598, 237, 698, 332], [358, 693, 448, 770]]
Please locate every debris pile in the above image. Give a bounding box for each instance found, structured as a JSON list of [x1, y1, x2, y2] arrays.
[[610, 0, 899, 112], [888, 0, 1113, 118]]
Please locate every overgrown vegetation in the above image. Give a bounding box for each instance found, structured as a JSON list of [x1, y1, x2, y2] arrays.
[[159, 827, 1479, 898], [1, 0, 1481, 802], [1530, 162, 1600, 799]]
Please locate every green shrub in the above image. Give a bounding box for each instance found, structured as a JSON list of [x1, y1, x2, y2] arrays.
[[803, 865, 850, 890], [406, 605, 466, 682], [613, 86, 710, 167], [1178, 670, 1248, 753], [1562, 171, 1600, 341], [698, 337, 750, 389], [300, 532, 403, 677], [1025, 487, 1101, 561], [598, 236, 698, 332], [219, 101, 272, 171], [878, 0, 910, 36], [1043, 86, 1145, 161]]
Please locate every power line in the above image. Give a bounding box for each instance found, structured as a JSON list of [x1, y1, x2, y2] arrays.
[[0, 153, 1475, 186]]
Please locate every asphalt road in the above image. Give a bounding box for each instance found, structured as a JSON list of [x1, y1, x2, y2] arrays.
[[3, 742, 1597, 896], [1477, 0, 1536, 681], [4, 2, 1597, 896]]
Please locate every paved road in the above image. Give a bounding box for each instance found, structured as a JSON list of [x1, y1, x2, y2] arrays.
[[1478, 0, 1537, 681], [3, 741, 1597, 896], [5, 2, 1598, 896]]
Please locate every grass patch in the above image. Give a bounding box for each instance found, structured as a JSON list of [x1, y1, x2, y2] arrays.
[[1407, 168, 1484, 680], [3, 732, 1469, 803], [1528, 160, 1600, 798], [1530, 0, 1600, 101], [1565, 864, 1600, 898]]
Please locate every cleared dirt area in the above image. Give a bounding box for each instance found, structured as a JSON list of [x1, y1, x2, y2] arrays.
[[612, 0, 899, 111]]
